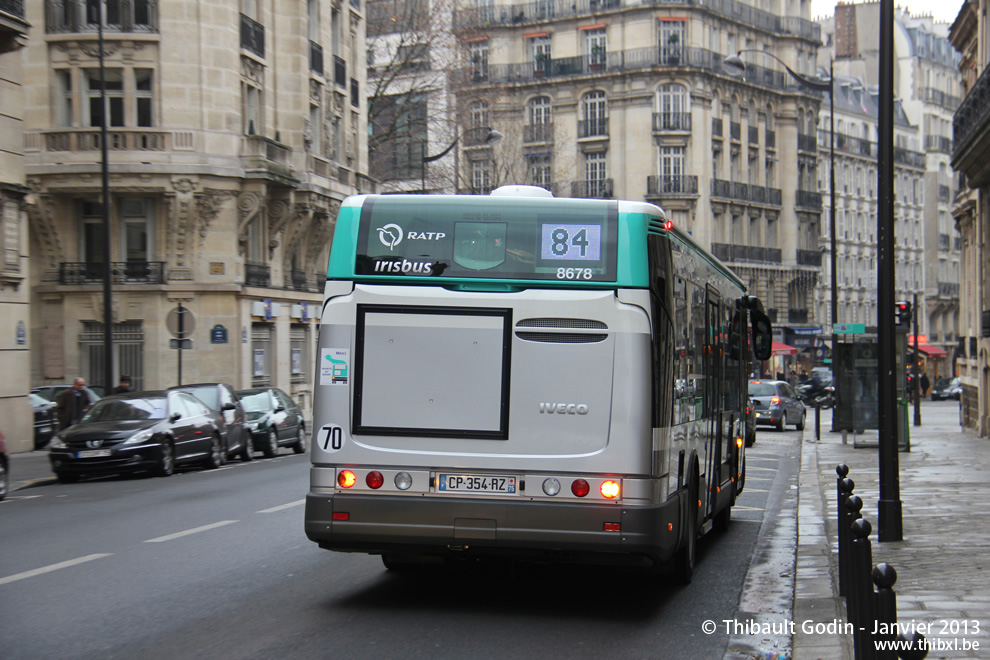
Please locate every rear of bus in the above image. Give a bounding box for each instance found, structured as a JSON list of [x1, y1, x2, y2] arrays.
[[304, 189, 681, 567]]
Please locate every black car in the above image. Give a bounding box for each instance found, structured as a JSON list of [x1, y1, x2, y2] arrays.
[[169, 383, 252, 463], [48, 391, 222, 483], [931, 377, 962, 401], [30, 392, 59, 449], [236, 388, 307, 457], [32, 384, 102, 407], [748, 380, 807, 431]]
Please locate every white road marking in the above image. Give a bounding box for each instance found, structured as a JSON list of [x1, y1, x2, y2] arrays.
[[732, 505, 765, 512], [0, 553, 112, 586], [144, 520, 238, 543], [258, 499, 305, 513]]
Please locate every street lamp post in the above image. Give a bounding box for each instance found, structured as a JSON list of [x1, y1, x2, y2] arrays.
[[724, 50, 836, 380], [421, 127, 503, 194]]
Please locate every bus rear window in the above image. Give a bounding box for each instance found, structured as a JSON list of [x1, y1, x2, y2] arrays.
[[354, 196, 617, 282]]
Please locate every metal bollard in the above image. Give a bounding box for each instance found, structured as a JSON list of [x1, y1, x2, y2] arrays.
[[840, 481, 858, 597], [849, 518, 875, 660], [872, 563, 898, 660], [895, 631, 929, 660], [836, 467, 853, 597], [816, 404, 821, 442]]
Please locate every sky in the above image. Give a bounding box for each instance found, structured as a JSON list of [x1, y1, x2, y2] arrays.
[[810, 0, 965, 24]]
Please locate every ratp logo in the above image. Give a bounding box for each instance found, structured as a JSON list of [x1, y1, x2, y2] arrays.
[[377, 223, 403, 251]]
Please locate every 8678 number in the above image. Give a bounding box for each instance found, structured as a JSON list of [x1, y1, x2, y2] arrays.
[[556, 267, 593, 280]]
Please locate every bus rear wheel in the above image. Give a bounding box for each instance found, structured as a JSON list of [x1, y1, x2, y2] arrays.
[[672, 471, 698, 584]]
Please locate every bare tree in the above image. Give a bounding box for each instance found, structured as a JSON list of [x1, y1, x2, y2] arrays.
[[366, 0, 460, 190]]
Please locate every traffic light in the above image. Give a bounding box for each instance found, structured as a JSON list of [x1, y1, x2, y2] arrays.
[[895, 301, 912, 327]]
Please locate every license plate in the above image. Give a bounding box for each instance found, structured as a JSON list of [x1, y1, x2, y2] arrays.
[[438, 474, 516, 494], [77, 449, 112, 458]]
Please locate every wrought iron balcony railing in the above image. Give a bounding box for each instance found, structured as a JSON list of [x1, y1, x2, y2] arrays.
[[954, 63, 990, 165], [646, 175, 699, 196], [796, 249, 822, 267], [577, 118, 609, 139], [710, 243, 782, 264], [2, 0, 25, 20], [795, 189, 822, 210], [710, 179, 782, 205], [788, 308, 809, 324], [45, 0, 157, 34], [523, 123, 554, 144], [59, 261, 165, 284], [652, 112, 691, 132], [245, 262, 270, 287], [571, 179, 613, 199]]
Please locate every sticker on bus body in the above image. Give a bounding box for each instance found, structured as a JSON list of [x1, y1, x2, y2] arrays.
[[320, 348, 349, 386], [317, 424, 345, 453]]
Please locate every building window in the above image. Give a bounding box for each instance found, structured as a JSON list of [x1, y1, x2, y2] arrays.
[[85, 69, 125, 127], [291, 324, 308, 383], [527, 154, 552, 189], [119, 198, 152, 264], [582, 90, 607, 136], [529, 96, 551, 125], [471, 160, 492, 194], [659, 21, 684, 64], [251, 323, 273, 387], [658, 146, 684, 191], [586, 152, 607, 196], [470, 42, 489, 81], [56, 70, 73, 127], [586, 28, 607, 64], [532, 36, 551, 73], [135, 69, 154, 127], [656, 83, 688, 129], [468, 100, 489, 130], [243, 82, 261, 134], [81, 321, 144, 392], [80, 201, 106, 267]]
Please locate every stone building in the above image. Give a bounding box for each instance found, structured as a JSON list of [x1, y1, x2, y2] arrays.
[[817, 3, 961, 378], [1, 0, 31, 452], [949, 0, 989, 436], [22, 0, 372, 423], [443, 0, 827, 353]]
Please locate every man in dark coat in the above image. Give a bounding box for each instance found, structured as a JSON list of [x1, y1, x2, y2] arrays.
[[112, 375, 132, 394], [56, 377, 91, 429]]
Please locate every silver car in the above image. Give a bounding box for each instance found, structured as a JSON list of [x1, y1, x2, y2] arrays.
[[748, 380, 806, 431]]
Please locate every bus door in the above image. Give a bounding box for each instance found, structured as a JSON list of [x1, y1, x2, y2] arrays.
[[704, 287, 723, 517]]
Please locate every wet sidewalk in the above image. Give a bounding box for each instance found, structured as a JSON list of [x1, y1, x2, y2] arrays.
[[793, 401, 990, 659]]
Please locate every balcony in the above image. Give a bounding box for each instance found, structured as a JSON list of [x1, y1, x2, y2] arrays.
[[894, 147, 925, 169], [45, 0, 157, 34], [240, 13, 265, 59], [310, 41, 324, 76], [797, 133, 817, 153], [937, 281, 959, 298], [795, 189, 822, 210], [59, 261, 165, 285], [925, 135, 952, 154], [571, 179, 613, 199], [796, 249, 822, 267], [922, 87, 961, 112], [40, 129, 170, 152], [652, 112, 691, 132], [245, 263, 270, 287], [710, 243, 782, 264], [954, 63, 990, 180], [2, 0, 24, 20], [710, 179, 782, 206], [577, 118, 609, 139], [287, 270, 311, 291], [523, 123, 554, 144], [646, 175, 699, 196], [240, 135, 294, 181], [788, 308, 809, 324]]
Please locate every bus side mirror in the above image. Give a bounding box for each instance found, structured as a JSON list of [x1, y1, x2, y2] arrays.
[[750, 309, 772, 361]]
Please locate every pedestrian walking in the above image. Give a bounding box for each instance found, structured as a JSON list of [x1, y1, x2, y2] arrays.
[[56, 377, 91, 429], [112, 375, 132, 394], [919, 372, 930, 397]]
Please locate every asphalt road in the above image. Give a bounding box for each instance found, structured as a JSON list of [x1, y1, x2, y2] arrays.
[[0, 430, 801, 660]]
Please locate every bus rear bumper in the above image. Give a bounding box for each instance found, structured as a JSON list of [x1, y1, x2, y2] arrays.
[[304, 491, 685, 566]]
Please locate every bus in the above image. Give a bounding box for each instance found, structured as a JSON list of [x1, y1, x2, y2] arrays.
[[304, 185, 772, 582]]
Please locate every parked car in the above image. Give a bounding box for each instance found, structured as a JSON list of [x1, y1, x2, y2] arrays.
[[748, 380, 807, 431], [0, 430, 9, 501], [236, 388, 307, 457], [32, 384, 102, 407], [931, 377, 962, 401], [30, 392, 59, 449], [47, 391, 222, 483], [169, 383, 252, 463]]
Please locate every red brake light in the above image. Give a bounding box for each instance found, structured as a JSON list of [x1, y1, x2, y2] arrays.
[[332, 512, 349, 521], [338, 470, 356, 488], [366, 471, 384, 489], [771, 396, 781, 406], [571, 479, 590, 497]]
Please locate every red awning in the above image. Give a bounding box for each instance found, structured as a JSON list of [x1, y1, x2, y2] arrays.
[[916, 343, 948, 359], [771, 340, 798, 356]]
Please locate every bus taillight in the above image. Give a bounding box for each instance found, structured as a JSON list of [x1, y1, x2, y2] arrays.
[[366, 471, 384, 489], [338, 470, 357, 488], [600, 480, 620, 499], [571, 479, 590, 497]]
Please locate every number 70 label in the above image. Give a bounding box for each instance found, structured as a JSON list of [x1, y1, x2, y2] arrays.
[[316, 424, 345, 453]]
